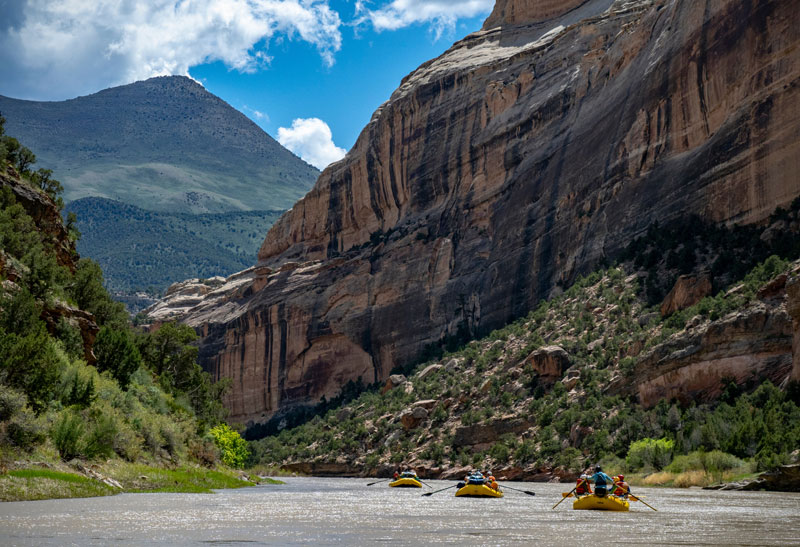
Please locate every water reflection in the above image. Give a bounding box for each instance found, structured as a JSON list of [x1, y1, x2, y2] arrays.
[[0, 478, 798, 545]]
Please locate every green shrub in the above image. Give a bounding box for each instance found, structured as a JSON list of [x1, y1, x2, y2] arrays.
[[51, 411, 85, 460], [83, 413, 118, 459], [209, 424, 249, 468], [0, 384, 27, 421], [626, 437, 674, 471]]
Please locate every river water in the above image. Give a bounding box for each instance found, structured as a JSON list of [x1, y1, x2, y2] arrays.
[[1, 478, 798, 545]]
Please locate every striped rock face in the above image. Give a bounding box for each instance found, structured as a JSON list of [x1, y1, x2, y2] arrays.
[[163, 0, 800, 425]]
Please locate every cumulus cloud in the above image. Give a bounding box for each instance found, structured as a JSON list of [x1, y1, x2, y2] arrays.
[[0, 0, 342, 100], [357, 0, 493, 39], [278, 118, 346, 170]]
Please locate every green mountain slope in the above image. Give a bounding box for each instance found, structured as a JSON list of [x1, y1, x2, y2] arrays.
[[66, 197, 283, 292], [0, 76, 318, 213]]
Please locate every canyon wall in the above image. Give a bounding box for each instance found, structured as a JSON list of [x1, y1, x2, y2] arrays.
[[162, 0, 800, 424]]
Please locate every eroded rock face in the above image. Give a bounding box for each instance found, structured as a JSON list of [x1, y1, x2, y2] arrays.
[[787, 268, 800, 381], [483, 0, 589, 28], [632, 300, 793, 408], [661, 272, 713, 317], [166, 0, 800, 424]]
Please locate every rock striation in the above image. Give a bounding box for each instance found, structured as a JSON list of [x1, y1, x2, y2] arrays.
[[158, 0, 800, 424]]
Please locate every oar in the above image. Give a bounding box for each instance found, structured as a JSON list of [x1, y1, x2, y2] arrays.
[[552, 480, 583, 509], [498, 484, 535, 496], [422, 484, 457, 497], [628, 493, 657, 511], [418, 479, 433, 489], [367, 478, 392, 486], [561, 492, 574, 498]]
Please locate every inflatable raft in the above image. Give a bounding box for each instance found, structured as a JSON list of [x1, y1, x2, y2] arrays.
[[455, 483, 504, 498], [573, 494, 629, 511], [389, 477, 422, 488]]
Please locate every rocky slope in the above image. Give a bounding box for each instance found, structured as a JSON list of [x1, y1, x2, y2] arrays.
[[249, 258, 800, 480], [150, 0, 800, 424]]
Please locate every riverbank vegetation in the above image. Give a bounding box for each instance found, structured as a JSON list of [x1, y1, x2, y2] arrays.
[[0, 119, 259, 501]]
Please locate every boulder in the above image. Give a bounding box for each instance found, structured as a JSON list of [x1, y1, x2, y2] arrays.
[[381, 374, 408, 394], [523, 346, 569, 385], [660, 272, 713, 317], [400, 406, 429, 430], [412, 399, 438, 410], [417, 364, 443, 380], [561, 368, 580, 391]]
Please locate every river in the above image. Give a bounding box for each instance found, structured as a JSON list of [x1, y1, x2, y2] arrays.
[[1, 478, 798, 545]]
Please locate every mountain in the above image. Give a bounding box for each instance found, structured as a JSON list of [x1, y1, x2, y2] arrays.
[[65, 197, 284, 294], [146, 0, 800, 426], [0, 75, 318, 213]]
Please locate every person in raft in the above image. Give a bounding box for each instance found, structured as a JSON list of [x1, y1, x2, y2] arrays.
[[613, 475, 631, 499], [485, 471, 499, 490], [575, 474, 592, 496], [393, 469, 400, 480], [589, 465, 614, 497]]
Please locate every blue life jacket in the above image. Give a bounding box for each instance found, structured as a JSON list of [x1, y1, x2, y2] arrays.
[[592, 471, 613, 489]]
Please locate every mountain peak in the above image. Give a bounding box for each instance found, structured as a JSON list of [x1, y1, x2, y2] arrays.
[[0, 77, 319, 213]]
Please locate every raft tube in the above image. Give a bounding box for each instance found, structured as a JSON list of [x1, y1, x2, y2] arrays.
[[389, 477, 422, 488], [455, 484, 504, 498], [573, 494, 630, 511]]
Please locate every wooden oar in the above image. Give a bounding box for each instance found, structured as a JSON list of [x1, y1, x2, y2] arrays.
[[552, 481, 582, 509], [498, 484, 535, 496], [422, 484, 457, 497], [367, 478, 392, 486], [418, 479, 433, 489], [628, 493, 657, 511]]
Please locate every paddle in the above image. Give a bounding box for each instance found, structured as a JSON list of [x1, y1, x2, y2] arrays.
[[552, 481, 582, 509], [418, 479, 433, 489], [422, 484, 457, 497], [497, 484, 535, 496], [367, 478, 392, 486], [628, 493, 657, 511]]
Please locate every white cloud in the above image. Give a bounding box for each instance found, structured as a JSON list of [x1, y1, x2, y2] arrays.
[[243, 105, 270, 123], [358, 0, 493, 39], [278, 118, 346, 170], [0, 0, 342, 100]]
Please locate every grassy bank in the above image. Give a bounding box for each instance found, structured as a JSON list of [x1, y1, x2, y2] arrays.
[[0, 459, 285, 502]]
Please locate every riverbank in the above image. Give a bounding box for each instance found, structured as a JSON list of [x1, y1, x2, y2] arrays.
[[0, 458, 283, 502]]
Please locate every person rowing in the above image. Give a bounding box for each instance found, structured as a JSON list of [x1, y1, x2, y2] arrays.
[[613, 475, 631, 499], [575, 474, 592, 496]]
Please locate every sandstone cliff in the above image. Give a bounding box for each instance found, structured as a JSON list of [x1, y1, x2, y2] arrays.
[[158, 0, 800, 424]]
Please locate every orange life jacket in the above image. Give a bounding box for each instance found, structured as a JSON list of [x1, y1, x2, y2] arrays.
[[576, 479, 591, 494]]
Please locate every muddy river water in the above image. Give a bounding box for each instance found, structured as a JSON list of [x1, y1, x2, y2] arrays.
[[1, 477, 798, 545]]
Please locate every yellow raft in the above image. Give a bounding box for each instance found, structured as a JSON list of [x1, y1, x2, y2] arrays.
[[389, 477, 422, 488], [573, 494, 629, 511], [455, 484, 504, 498]]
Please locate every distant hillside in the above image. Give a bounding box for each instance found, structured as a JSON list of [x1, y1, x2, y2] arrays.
[[0, 76, 318, 213], [66, 197, 283, 293]]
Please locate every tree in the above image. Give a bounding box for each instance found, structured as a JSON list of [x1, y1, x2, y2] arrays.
[[94, 326, 142, 389], [68, 259, 128, 329], [139, 322, 228, 428]]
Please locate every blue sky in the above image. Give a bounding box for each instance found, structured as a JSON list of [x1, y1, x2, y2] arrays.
[[0, 0, 493, 168]]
